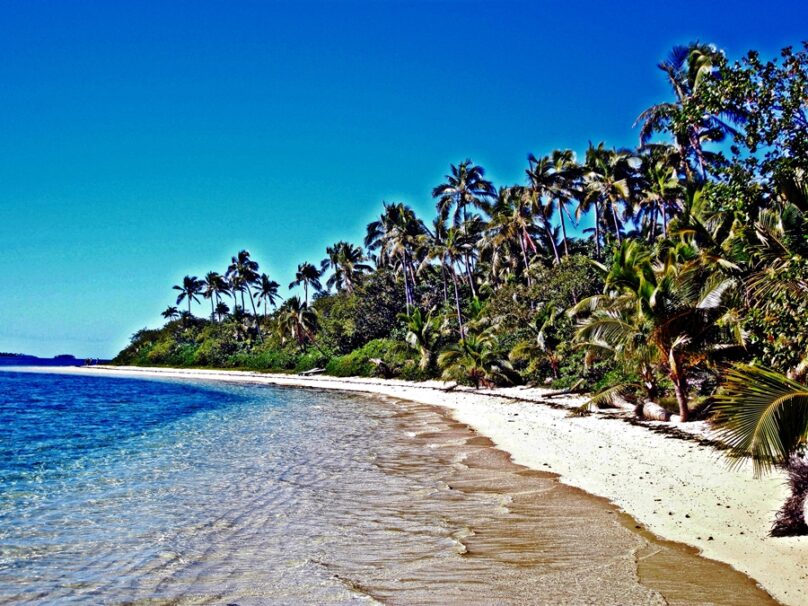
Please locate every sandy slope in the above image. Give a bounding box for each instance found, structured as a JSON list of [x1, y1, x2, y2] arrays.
[[21, 365, 808, 605]]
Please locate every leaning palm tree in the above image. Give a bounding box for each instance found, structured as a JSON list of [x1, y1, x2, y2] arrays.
[[571, 239, 741, 421], [161, 306, 180, 321], [321, 241, 372, 293], [634, 43, 741, 181], [172, 275, 204, 316], [289, 262, 322, 305], [226, 250, 260, 315], [255, 273, 282, 317], [712, 365, 808, 536]]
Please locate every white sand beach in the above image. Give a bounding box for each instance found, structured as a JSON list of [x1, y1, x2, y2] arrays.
[[32, 365, 808, 605]]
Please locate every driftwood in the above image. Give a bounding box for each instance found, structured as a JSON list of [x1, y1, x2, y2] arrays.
[[298, 367, 325, 376]]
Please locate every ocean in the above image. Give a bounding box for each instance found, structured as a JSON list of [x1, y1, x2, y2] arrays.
[[0, 369, 776, 605]]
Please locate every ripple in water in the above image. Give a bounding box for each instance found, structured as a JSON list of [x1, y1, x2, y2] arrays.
[[0, 370, 777, 604]]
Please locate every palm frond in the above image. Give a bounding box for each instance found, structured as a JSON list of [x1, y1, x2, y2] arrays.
[[712, 365, 808, 475]]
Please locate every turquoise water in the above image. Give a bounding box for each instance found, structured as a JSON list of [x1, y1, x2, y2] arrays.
[[1, 370, 397, 604]]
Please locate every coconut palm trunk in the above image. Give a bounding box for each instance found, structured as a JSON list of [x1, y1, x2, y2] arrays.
[[451, 270, 464, 340], [593, 199, 601, 259], [557, 201, 570, 256]]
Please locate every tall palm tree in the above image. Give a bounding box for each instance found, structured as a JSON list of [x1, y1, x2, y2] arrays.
[[525, 151, 580, 260], [432, 159, 496, 229], [161, 306, 180, 321], [202, 271, 229, 321], [482, 186, 539, 285], [636, 145, 684, 239], [256, 273, 282, 317], [635, 43, 741, 181], [420, 225, 472, 336], [226, 250, 260, 315], [289, 262, 322, 305], [581, 143, 638, 253], [365, 202, 427, 312], [433, 160, 495, 297], [321, 241, 372, 293], [173, 275, 204, 316]]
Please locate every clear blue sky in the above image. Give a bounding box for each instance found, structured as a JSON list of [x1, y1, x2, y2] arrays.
[[1, 0, 805, 358]]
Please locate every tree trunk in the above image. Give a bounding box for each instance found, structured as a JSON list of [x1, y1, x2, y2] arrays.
[[546, 222, 561, 264], [210, 297, 215, 322], [401, 253, 411, 313], [672, 370, 689, 422], [593, 199, 601, 259], [771, 456, 808, 536], [451, 271, 464, 340], [248, 288, 258, 316], [519, 233, 532, 286], [558, 201, 569, 256], [464, 252, 477, 298], [661, 203, 668, 237], [611, 203, 622, 244]]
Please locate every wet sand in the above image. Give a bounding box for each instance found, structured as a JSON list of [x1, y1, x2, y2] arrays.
[[352, 401, 777, 605]]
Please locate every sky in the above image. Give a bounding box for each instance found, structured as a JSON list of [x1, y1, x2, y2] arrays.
[[1, 0, 806, 358]]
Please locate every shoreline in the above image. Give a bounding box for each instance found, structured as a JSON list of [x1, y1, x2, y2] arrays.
[[13, 365, 807, 605]]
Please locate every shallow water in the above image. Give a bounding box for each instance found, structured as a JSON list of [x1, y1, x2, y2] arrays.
[[0, 370, 776, 604]]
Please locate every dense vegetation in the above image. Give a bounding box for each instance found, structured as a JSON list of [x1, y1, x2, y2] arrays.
[[116, 42, 808, 533]]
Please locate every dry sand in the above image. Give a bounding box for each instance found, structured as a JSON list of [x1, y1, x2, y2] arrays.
[[24, 365, 808, 605]]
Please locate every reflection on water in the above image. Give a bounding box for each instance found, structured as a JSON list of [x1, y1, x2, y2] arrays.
[[0, 371, 776, 604]]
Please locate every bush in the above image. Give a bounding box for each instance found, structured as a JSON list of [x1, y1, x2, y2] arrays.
[[325, 339, 414, 378]]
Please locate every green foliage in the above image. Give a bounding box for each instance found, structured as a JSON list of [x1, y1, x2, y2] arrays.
[[325, 339, 417, 378]]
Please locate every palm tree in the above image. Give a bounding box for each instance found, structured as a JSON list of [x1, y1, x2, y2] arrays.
[[525, 151, 579, 261], [432, 160, 496, 229], [635, 43, 740, 181], [226, 250, 260, 315], [365, 202, 427, 312], [438, 327, 519, 388], [420, 225, 472, 336], [481, 186, 539, 286], [636, 145, 684, 239], [581, 143, 639, 253], [572, 239, 741, 421], [173, 275, 204, 315], [161, 306, 180, 321], [215, 300, 230, 321], [276, 296, 319, 347], [256, 273, 281, 317], [289, 262, 322, 305], [712, 365, 808, 536], [399, 307, 440, 370], [321, 241, 372, 293], [202, 271, 229, 321]]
